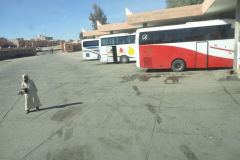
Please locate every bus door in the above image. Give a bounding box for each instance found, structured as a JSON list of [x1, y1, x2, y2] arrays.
[[105, 46, 113, 62], [100, 46, 109, 62], [112, 46, 118, 62], [196, 41, 208, 68]]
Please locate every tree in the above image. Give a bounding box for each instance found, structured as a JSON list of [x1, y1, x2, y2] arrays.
[[0, 37, 16, 48], [89, 3, 107, 30], [166, 0, 204, 8]]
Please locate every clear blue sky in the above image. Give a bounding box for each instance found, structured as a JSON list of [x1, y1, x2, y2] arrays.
[[0, 0, 166, 41]]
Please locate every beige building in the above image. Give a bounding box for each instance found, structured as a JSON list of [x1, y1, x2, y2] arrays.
[[127, 0, 236, 27], [82, 0, 237, 38], [82, 29, 109, 39], [36, 34, 53, 41], [97, 22, 137, 34], [82, 22, 137, 39]]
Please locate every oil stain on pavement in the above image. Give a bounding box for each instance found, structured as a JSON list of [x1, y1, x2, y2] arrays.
[[156, 115, 162, 124], [47, 145, 94, 160], [218, 75, 240, 81], [145, 104, 157, 114], [64, 127, 74, 141], [132, 85, 141, 96], [179, 145, 199, 160], [51, 107, 81, 122], [164, 76, 183, 84], [98, 137, 124, 151], [145, 104, 162, 124], [122, 73, 186, 84], [121, 74, 162, 83], [56, 128, 63, 138]]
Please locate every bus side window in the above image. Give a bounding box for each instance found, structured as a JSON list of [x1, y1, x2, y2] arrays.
[[117, 37, 122, 45], [129, 35, 135, 44], [139, 32, 151, 45], [201, 26, 211, 40], [173, 29, 186, 42], [191, 27, 204, 41], [101, 38, 109, 46], [151, 32, 157, 44], [83, 42, 87, 47], [220, 24, 234, 39], [109, 37, 117, 45], [208, 26, 220, 40], [152, 31, 164, 44], [117, 36, 128, 45], [167, 30, 175, 43]]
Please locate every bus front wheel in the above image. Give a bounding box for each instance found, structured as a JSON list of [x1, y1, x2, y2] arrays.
[[120, 56, 129, 63], [171, 59, 185, 72]]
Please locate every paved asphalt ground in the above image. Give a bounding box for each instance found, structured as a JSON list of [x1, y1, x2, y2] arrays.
[[1, 51, 240, 160]]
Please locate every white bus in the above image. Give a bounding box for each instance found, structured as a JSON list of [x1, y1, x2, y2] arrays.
[[136, 19, 237, 71], [99, 33, 136, 63], [82, 39, 100, 60]]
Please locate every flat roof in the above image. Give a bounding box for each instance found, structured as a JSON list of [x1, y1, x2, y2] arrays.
[[98, 22, 137, 32], [82, 30, 110, 38], [127, 4, 203, 25], [127, 0, 236, 25]]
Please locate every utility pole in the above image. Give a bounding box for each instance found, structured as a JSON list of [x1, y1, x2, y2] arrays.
[[233, 0, 240, 72]]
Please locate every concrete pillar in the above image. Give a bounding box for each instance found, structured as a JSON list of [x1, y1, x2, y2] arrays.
[[143, 23, 148, 28], [234, 0, 240, 73]]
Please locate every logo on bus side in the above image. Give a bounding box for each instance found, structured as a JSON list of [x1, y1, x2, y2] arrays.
[[142, 34, 148, 40], [145, 47, 152, 54]]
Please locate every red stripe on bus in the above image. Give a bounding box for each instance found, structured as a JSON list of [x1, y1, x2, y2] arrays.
[[210, 46, 234, 53]]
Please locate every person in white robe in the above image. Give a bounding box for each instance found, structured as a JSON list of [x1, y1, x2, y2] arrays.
[[21, 74, 42, 114]]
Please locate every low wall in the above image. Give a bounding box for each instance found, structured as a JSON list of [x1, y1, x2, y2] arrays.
[[0, 47, 36, 60], [62, 43, 82, 52]]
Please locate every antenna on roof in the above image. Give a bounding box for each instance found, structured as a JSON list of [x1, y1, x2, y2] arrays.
[[125, 8, 133, 16]]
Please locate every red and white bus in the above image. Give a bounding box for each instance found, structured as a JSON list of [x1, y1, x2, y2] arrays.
[[136, 19, 236, 71]]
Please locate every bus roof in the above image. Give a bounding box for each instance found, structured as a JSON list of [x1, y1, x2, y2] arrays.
[[136, 19, 234, 33], [99, 33, 135, 39], [82, 38, 99, 42]]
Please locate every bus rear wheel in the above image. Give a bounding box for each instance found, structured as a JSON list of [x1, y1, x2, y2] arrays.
[[120, 56, 129, 63], [171, 59, 185, 72]]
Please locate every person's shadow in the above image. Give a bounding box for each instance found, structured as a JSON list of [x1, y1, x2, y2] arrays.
[[38, 102, 83, 111]]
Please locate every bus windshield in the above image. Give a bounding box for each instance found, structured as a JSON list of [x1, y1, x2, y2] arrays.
[[83, 40, 99, 47]]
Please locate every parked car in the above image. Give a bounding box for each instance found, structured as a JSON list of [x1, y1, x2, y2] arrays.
[[36, 47, 42, 52]]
